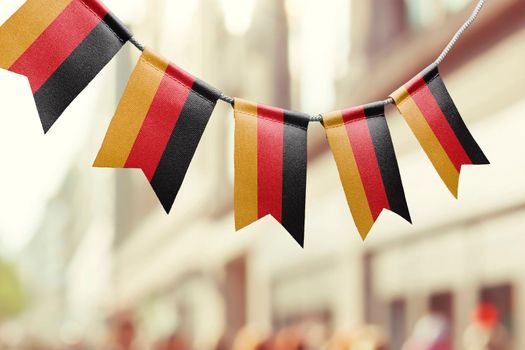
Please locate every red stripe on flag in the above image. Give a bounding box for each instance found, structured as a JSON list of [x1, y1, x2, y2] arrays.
[[257, 105, 284, 222], [407, 76, 472, 171], [125, 67, 193, 181], [166, 63, 195, 88], [79, 0, 111, 19], [9, 0, 107, 93], [343, 107, 390, 220]]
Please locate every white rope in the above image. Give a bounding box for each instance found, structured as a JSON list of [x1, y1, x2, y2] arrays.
[[305, 0, 487, 120], [435, 0, 486, 65], [219, 93, 235, 105], [129, 36, 145, 52]]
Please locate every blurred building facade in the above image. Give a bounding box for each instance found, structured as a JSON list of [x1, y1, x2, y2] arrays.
[[1, 0, 524, 348], [346, 1, 525, 349]]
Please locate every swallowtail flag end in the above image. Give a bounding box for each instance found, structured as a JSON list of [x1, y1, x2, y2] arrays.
[[391, 63, 489, 197], [94, 49, 222, 213], [234, 99, 310, 247], [0, 0, 132, 132], [322, 102, 411, 240]]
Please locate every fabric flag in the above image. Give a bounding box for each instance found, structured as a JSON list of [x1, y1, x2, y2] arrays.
[[234, 99, 309, 247], [391, 63, 489, 197], [0, 0, 132, 133], [322, 102, 411, 240], [94, 48, 222, 213]]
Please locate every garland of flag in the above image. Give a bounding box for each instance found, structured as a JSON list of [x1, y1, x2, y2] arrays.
[[0, 0, 490, 247]]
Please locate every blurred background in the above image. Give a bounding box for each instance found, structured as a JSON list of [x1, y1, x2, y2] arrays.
[[0, 0, 524, 349]]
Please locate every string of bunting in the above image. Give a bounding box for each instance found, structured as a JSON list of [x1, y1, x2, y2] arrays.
[[0, 0, 489, 247]]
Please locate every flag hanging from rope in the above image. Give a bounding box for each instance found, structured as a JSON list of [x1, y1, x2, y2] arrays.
[[322, 102, 411, 240], [94, 48, 222, 213], [391, 63, 489, 197], [234, 99, 309, 247], [0, 0, 132, 132]]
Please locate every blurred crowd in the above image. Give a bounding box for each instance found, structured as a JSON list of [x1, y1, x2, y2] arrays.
[[0, 303, 511, 350]]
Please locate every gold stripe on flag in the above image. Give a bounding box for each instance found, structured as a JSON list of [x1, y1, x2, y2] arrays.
[[94, 49, 169, 168], [323, 111, 374, 240], [392, 86, 460, 197], [0, 0, 72, 69], [234, 98, 259, 231]]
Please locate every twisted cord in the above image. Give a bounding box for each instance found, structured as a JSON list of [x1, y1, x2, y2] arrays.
[[310, 115, 323, 122], [219, 93, 235, 106], [382, 0, 486, 109], [435, 0, 486, 65], [129, 36, 145, 51]]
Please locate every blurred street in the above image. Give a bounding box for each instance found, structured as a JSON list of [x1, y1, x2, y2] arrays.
[[0, 0, 524, 349]]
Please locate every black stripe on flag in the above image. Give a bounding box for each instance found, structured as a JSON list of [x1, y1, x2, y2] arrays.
[[150, 80, 221, 213], [34, 13, 131, 133], [365, 102, 411, 223], [422, 65, 489, 165], [281, 111, 309, 247]]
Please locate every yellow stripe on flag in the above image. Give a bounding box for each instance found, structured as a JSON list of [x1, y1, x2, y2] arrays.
[[234, 98, 259, 231], [391, 86, 460, 197], [323, 111, 374, 240], [94, 49, 169, 168], [0, 0, 73, 69]]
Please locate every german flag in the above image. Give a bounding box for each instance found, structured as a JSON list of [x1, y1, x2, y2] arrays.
[[234, 99, 309, 247], [0, 0, 132, 132], [322, 102, 411, 240], [94, 49, 222, 213], [391, 63, 489, 197]]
